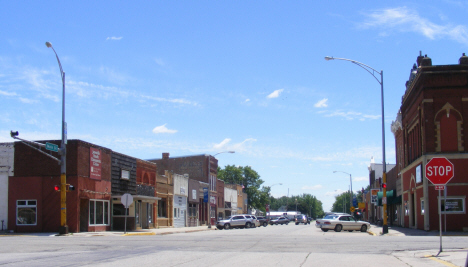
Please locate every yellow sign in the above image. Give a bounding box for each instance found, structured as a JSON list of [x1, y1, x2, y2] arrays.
[[350, 207, 355, 212], [358, 202, 365, 209]]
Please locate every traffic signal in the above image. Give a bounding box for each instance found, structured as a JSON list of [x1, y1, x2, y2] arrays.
[[54, 185, 60, 192], [10, 131, 18, 138], [67, 184, 75, 192], [382, 183, 387, 189]]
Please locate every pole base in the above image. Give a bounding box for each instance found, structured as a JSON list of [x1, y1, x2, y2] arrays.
[[59, 225, 69, 235], [383, 225, 388, 234]]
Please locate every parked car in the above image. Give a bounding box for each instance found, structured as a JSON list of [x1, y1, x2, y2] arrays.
[[256, 216, 268, 227], [216, 215, 253, 230], [270, 216, 289, 225], [315, 214, 371, 232], [241, 214, 260, 228], [249, 215, 261, 227], [295, 215, 310, 225]]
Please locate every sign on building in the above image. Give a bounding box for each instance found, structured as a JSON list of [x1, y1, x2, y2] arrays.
[[371, 189, 379, 204], [90, 147, 102, 180]]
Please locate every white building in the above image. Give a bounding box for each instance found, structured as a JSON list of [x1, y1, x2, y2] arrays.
[[173, 173, 188, 228], [224, 187, 237, 217], [0, 143, 14, 231]]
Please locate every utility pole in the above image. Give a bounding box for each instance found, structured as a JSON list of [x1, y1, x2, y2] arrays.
[[46, 42, 68, 235]]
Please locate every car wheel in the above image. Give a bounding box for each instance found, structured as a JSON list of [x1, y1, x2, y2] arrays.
[[360, 225, 368, 232], [245, 222, 251, 228], [334, 224, 342, 232], [263, 222, 267, 227], [286, 222, 289, 225], [321, 229, 329, 232], [224, 224, 230, 230]]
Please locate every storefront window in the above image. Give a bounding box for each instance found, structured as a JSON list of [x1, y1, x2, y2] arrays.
[[440, 197, 465, 213], [16, 200, 37, 225], [158, 199, 167, 217], [420, 199, 425, 215], [90, 200, 110, 225]]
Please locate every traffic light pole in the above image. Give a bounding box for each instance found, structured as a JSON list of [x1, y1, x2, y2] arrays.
[[46, 42, 68, 235]]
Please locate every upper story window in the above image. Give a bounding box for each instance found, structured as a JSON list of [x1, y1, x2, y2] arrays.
[[435, 103, 463, 153]]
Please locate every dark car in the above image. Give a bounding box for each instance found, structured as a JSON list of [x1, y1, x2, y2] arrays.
[[256, 216, 268, 227], [270, 216, 289, 225], [295, 215, 311, 225]]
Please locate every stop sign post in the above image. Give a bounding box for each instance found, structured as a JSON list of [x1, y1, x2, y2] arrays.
[[425, 157, 454, 254], [425, 157, 454, 185]]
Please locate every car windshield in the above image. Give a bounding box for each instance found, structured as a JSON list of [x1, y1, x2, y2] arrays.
[[324, 215, 339, 220]]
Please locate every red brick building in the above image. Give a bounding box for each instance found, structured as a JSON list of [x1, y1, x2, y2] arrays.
[[8, 140, 112, 233], [392, 52, 468, 231]]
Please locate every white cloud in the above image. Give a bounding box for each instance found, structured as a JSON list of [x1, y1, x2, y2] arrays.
[[154, 58, 165, 67], [106, 37, 123, 41], [19, 97, 38, 104], [213, 138, 232, 149], [267, 89, 284, 99], [0, 90, 17, 96], [213, 138, 257, 152], [152, 124, 178, 134], [314, 98, 328, 108], [320, 110, 380, 121], [361, 6, 468, 45], [141, 95, 198, 106], [302, 185, 323, 190], [245, 99, 250, 102]]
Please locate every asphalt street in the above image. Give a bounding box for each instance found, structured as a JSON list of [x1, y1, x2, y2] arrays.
[[1, 223, 467, 267]]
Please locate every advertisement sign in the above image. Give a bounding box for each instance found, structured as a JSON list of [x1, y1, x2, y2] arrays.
[[90, 147, 102, 180], [203, 187, 208, 203], [371, 189, 379, 204]]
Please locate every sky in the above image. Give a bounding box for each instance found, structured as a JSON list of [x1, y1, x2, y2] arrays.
[[1, 1, 468, 212]]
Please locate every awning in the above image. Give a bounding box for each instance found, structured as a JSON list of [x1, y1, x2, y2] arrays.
[[112, 195, 161, 203], [377, 190, 401, 206]]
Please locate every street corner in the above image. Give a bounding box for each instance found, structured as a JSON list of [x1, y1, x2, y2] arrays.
[[122, 232, 156, 236], [367, 230, 377, 236]]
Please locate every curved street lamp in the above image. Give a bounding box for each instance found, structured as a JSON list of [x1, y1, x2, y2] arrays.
[[46, 42, 68, 235], [207, 151, 235, 228], [326, 56, 388, 234]]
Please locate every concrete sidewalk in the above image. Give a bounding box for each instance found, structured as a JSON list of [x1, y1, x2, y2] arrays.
[[368, 224, 468, 267], [368, 223, 468, 237]]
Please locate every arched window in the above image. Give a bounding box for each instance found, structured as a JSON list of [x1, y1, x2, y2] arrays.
[[143, 173, 150, 184], [435, 103, 463, 152]]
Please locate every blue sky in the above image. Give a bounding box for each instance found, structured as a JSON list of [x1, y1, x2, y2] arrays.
[[1, 1, 468, 211]]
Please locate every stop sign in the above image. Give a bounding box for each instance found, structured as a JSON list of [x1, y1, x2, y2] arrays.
[[425, 157, 454, 185]]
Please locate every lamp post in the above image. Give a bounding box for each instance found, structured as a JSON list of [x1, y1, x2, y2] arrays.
[[46, 42, 68, 235], [207, 151, 235, 228], [326, 56, 387, 234], [334, 171, 353, 213]]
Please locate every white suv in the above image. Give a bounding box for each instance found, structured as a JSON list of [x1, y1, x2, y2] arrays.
[[216, 215, 252, 230]]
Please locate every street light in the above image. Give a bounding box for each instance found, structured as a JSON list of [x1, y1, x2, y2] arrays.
[[326, 56, 388, 234], [46, 42, 68, 235], [207, 151, 235, 228], [334, 171, 353, 213]]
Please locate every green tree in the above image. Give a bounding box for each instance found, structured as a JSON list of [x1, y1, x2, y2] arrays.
[[217, 165, 267, 210]]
